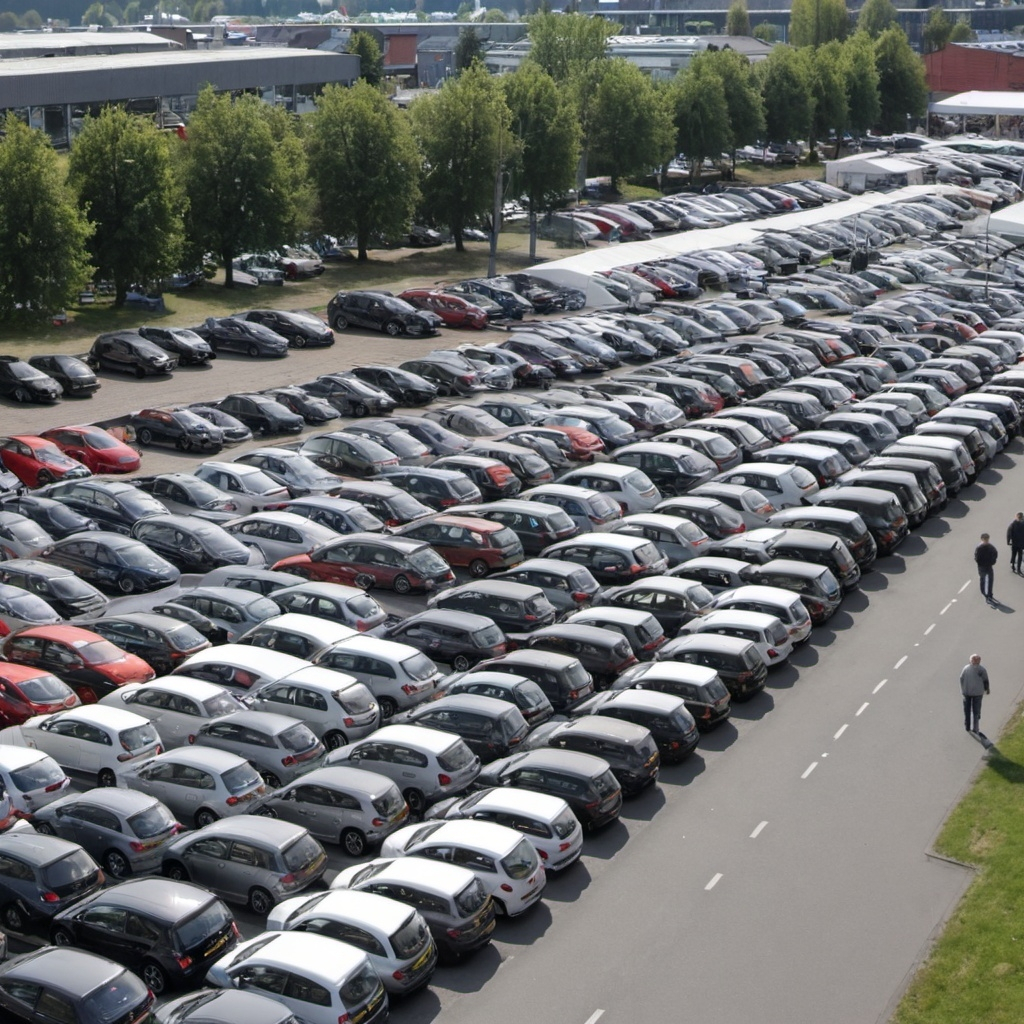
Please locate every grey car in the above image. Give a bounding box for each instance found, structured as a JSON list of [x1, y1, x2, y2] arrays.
[[223, 512, 339, 566], [162, 815, 327, 916], [117, 747, 266, 829], [158, 587, 281, 643], [192, 710, 326, 789], [32, 788, 180, 879], [268, 581, 389, 634], [250, 765, 409, 856]]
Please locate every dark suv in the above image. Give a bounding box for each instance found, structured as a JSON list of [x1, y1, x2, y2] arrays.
[[327, 290, 441, 337]]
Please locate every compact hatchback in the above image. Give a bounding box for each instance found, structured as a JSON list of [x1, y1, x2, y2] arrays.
[[542, 533, 669, 584], [571, 688, 699, 763], [0, 744, 70, 815], [396, 693, 530, 763], [395, 515, 525, 577], [614, 661, 732, 729], [387, 610, 507, 673]]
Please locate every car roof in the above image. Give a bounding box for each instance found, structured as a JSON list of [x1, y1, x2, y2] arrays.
[[513, 558, 588, 576], [184, 587, 278, 608], [123, 677, 233, 701], [717, 584, 803, 605], [523, 484, 605, 501], [813, 486, 896, 506], [501, 747, 611, 776], [227, 511, 322, 529], [667, 633, 754, 654], [47, 705, 147, 731], [209, 710, 305, 736], [618, 513, 694, 531], [549, 534, 651, 554], [362, 724, 464, 754], [590, 689, 686, 715], [615, 576, 705, 596], [758, 558, 831, 579], [185, 814, 308, 845], [446, 580, 544, 600], [680, 556, 752, 572], [0, 829, 83, 866], [2, 947, 124, 993], [633, 662, 720, 685], [488, 648, 579, 669], [85, 877, 218, 923], [531, 623, 625, 646], [422, 818, 524, 855], [768, 506, 862, 524], [291, 765, 396, 798], [147, 746, 252, 772], [465, 786, 567, 820], [450, 672, 533, 691], [252, 614, 357, 644], [568, 606, 655, 627], [296, 888, 412, 933], [700, 608, 781, 628], [350, 856, 474, 894], [239, 931, 367, 983], [330, 634, 421, 661], [559, 715, 650, 743], [184, 644, 307, 675], [52, 787, 158, 816], [0, 743, 53, 770], [422, 693, 518, 717], [406, 609, 495, 630]]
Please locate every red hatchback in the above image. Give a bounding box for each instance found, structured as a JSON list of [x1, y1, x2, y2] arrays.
[[399, 289, 489, 330], [40, 425, 141, 474], [274, 532, 456, 595], [0, 435, 92, 488], [0, 663, 81, 726], [395, 515, 525, 577], [543, 424, 606, 461]]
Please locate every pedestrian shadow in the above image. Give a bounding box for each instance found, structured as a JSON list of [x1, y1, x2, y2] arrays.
[[916, 517, 950, 538], [899, 535, 928, 558], [988, 598, 1015, 614], [983, 748, 1024, 783], [941, 499, 971, 520]]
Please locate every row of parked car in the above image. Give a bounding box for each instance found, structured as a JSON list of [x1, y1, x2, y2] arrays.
[[0, 183, 1020, 1024]]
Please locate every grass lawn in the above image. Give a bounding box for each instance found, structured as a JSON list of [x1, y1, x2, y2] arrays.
[[893, 707, 1024, 1024]]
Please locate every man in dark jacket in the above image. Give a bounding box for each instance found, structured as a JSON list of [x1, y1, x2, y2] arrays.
[[975, 533, 998, 602], [1007, 512, 1024, 573]]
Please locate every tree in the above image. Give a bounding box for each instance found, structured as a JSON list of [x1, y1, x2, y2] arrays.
[[588, 58, 675, 192], [804, 41, 848, 158], [455, 1, 473, 20], [410, 64, 514, 251], [672, 64, 732, 186], [81, 2, 115, 24], [454, 26, 484, 72], [503, 62, 581, 257], [691, 48, 765, 160], [347, 30, 383, 86], [307, 82, 420, 262], [20, 9, 42, 27], [177, 87, 302, 288], [726, 0, 750, 36], [842, 31, 880, 135], [922, 6, 953, 54], [0, 12, 17, 31], [759, 45, 814, 146], [789, 0, 849, 48], [949, 19, 976, 43], [483, 8, 506, 21], [68, 108, 183, 307], [857, 0, 897, 39], [0, 115, 91, 323], [753, 21, 778, 42], [527, 10, 616, 83], [874, 26, 927, 133]]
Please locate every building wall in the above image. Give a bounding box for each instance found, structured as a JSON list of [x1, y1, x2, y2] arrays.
[[925, 44, 1024, 95]]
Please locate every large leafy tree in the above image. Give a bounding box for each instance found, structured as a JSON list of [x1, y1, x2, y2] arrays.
[[178, 87, 303, 288], [875, 26, 928, 133], [758, 45, 814, 146], [804, 40, 848, 158], [454, 26, 484, 73], [672, 63, 732, 187], [857, 0, 897, 39], [949, 19, 976, 43], [921, 6, 953, 54], [842, 32, 881, 135], [502, 62, 582, 258], [0, 115, 91, 323], [68, 107, 183, 307], [691, 48, 765, 168], [726, 0, 750, 36], [527, 11, 616, 84], [347, 30, 384, 86], [307, 82, 420, 262], [789, 0, 849, 48], [588, 58, 675, 192], [410, 64, 514, 252]]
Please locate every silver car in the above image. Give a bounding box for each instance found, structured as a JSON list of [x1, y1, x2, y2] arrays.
[[269, 581, 389, 634], [192, 711, 325, 789], [267, 888, 437, 995], [159, 587, 281, 643], [162, 816, 327, 915], [117, 747, 265, 829], [192, 461, 291, 511], [32, 788, 180, 879], [250, 765, 408, 857], [223, 512, 338, 566], [237, 613, 357, 661]]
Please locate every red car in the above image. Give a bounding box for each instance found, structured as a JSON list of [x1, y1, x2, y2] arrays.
[[0, 435, 92, 488], [542, 424, 606, 461], [394, 515, 525, 577], [40, 425, 141, 474], [399, 289, 489, 330], [0, 663, 81, 726], [273, 533, 455, 595]]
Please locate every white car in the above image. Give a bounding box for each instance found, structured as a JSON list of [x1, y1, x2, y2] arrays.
[[426, 786, 583, 872], [0, 744, 69, 814], [712, 462, 819, 510], [0, 706, 161, 788], [381, 818, 546, 916], [207, 931, 387, 1024], [711, 584, 813, 644], [558, 463, 662, 513], [679, 608, 794, 667], [173, 644, 310, 697], [223, 511, 339, 565], [237, 613, 357, 662]]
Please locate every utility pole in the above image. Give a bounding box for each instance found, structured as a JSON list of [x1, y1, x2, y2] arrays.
[[488, 136, 503, 278]]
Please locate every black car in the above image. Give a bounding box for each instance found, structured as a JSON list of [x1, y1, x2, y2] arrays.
[[438, 670, 554, 726], [261, 387, 340, 425], [378, 466, 482, 510], [0, 355, 63, 403], [238, 308, 334, 347], [133, 473, 242, 524], [87, 332, 177, 377], [214, 394, 304, 435], [152, 603, 230, 645], [298, 431, 400, 478], [194, 317, 290, 358], [493, 558, 602, 614], [332, 481, 434, 527], [40, 479, 167, 535], [387, 609, 507, 672], [431, 455, 522, 501], [300, 374, 397, 417], [327, 290, 441, 336], [137, 326, 215, 365], [472, 648, 595, 713], [446, 499, 579, 556], [186, 406, 253, 445], [28, 354, 100, 397], [77, 612, 211, 675], [0, 946, 154, 1024], [0, 832, 104, 936], [45, 532, 180, 594], [274, 496, 387, 536], [399, 356, 484, 397], [458, 343, 556, 389], [522, 623, 637, 688], [571, 689, 699, 763], [349, 365, 438, 405], [131, 514, 253, 574], [343, 420, 432, 465], [0, 558, 108, 617], [129, 408, 224, 452], [0, 494, 99, 539], [506, 272, 585, 311], [50, 878, 238, 996], [429, 580, 557, 635], [451, 279, 534, 319], [396, 693, 529, 762], [500, 337, 582, 378]]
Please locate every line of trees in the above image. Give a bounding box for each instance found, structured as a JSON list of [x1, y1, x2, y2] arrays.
[[0, 10, 934, 323]]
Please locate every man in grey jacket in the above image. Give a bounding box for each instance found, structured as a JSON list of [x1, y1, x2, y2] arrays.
[[960, 653, 990, 734]]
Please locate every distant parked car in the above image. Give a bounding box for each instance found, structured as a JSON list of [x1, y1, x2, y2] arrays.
[[27, 354, 100, 396], [129, 408, 223, 452], [0, 435, 92, 488], [327, 290, 441, 336], [38, 425, 140, 474], [0, 355, 63, 402], [261, 387, 339, 425], [214, 394, 304, 435], [399, 288, 490, 329], [187, 405, 254, 445], [194, 317, 290, 358], [45, 531, 180, 594], [237, 308, 334, 347], [87, 332, 177, 377], [299, 374, 397, 417], [137, 325, 215, 365]]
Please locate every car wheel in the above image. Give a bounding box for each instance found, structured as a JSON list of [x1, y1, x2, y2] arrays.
[[176, 436, 192, 452], [332, 314, 349, 331], [248, 886, 275, 916], [104, 849, 132, 878], [247, 343, 261, 357], [118, 577, 136, 594], [292, 335, 306, 348], [403, 788, 426, 817], [164, 860, 189, 881], [135, 365, 147, 379], [194, 808, 218, 829], [260, 770, 282, 789], [256, 805, 278, 818], [2, 903, 28, 932], [379, 697, 398, 721], [468, 558, 489, 578], [452, 654, 472, 673], [34, 821, 55, 836], [385, 320, 404, 337], [97, 768, 117, 788], [285, 264, 298, 281], [36, 470, 54, 485], [142, 961, 168, 995], [393, 574, 412, 595], [353, 402, 369, 417], [138, 428, 154, 446], [52, 927, 74, 947], [324, 730, 346, 751], [13, 387, 30, 403], [341, 828, 367, 857]]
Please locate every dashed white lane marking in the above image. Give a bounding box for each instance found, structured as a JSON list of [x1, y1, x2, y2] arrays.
[[924, 623, 935, 636], [705, 873, 723, 891], [958, 580, 971, 594], [856, 702, 869, 716], [834, 724, 848, 740], [750, 821, 768, 839], [583, 1012, 605, 1024], [941, 602, 953, 615], [873, 679, 887, 694], [802, 762, 818, 779], [894, 655, 907, 670]]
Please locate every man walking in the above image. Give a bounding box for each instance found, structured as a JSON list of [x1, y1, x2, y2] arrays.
[[975, 533, 998, 602], [960, 653, 990, 734], [1007, 513, 1024, 574]]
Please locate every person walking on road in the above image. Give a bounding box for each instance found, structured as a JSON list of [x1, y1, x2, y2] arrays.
[[960, 654, 990, 734], [975, 533, 998, 602], [1007, 513, 1024, 574]]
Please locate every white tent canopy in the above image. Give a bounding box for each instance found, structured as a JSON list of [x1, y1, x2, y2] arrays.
[[929, 91, 1024, 117], [987, 201, 1024, 243], [824, 151, 925, 189]]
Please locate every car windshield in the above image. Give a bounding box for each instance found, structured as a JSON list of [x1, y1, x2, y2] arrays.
[[398, 652, 436, 685], [4, 592, 57, 622], [222, 762, 261, 794], [473, 625, 505, 648], [42, 848, 99, 896], [48, 575, 101, 599], [438, 739, 476, 772], [280, 723, 319, 752], [15, 673, 69, 702], [115, 545, 170, 572], [174, 901, 233, 952], [80, 971, 149, 1024], [455, 876, 490, 915], [121, 723, 159, 751], [406, 548, 450, 575], [283, 832, 323, 871], [203, 692, 241, 716], [10, 756, 64, 791], [501, 838, 537, 879], [128, 801, 177, 838], [390, 913, 430, 959], [77, 640, 126, 665], [9, 362, 45, 380]]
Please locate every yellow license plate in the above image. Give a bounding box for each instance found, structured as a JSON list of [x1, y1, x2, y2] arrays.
[[411, 947, 431, 971], [352, 991, 384, 1024], [203, 933, 229, 958]]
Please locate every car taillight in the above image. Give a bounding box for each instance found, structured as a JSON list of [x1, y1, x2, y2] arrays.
[[282, 756, 297, 767], [117, 752, 135, 762], [45, 780, 65, 792], [460, 375, 475, 385], [572, 591, 591, 602], [392, 969, 407, 981], [129, 840, 146, 852], [438, 773, 452, 786], [630, 564, 644, 574], [538, 849, 548, 860], [372, 817, 385, 827], [568, 689, 578, 700], [226, 796, 239, 806], [447, 927, 462, 939], [386, 518, 401, 527], [280, 872, 296, 885], [524, 614, 537, 622], [231, 921, 241, 938], [176, 954, 193, 971], [339, 1014, 351, 1024], [343, 717, 355, 727], [767, 648, 779, 659], [585, 799, 600, 810], [41, 891, 60, 902], [440, 498, 458, 507], [589, 514, 605, 524]]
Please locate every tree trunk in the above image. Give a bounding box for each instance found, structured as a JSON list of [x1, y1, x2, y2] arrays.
[[529, 209, 537, 261], [114, 279, 127, 308], [223, 254, 234, 289], [454, 228, 465, 253], [357, 227, 369, 263], [690, 159, 701, 190]]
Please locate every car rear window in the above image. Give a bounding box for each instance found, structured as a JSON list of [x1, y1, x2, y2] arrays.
[[339, 963, 381, 1006], [543, 509, 576, 533], [501, 838, 537, 879], [552, 808, 578, 839], [438, 739, 476, 772], [451, 478, 481, 499], [120, 723, 160, 752], [402, 653, 437, 682], [474, 625, 505, 649], [221, 762, 261, 794], [128, 802, 177, 839], [203, 692, 241, 717], [81, 969, 149, 1024], [590, 494, 621, 520], [637, 618, 664, 644], [791, 467, 817, 489], [10, 756, 64, 792], [283, 832, 324, 872], [526, 595, 555, 618], [78, 640, 128, 666], [174, 900, 233, 952], [676, 520, 706, 542], [742, 647, 763, 670], [345, 594, 382, 620], [280, 723, 319, 753], [625, 471, 656, 495], [455, 876, 490, 916], [42, 849, 100, 897], [629, 735, 659, 765], [593, 768, 619, 799], [769, 622, 789, 646], [705, 676, 730, 701], [565, 660, 591, 689], [492, 527, 520, 550], [568, 569, 598, 593], [634, 542, 662, 566], [372, 787, 405, 819], [390, 912, 430, 960]]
